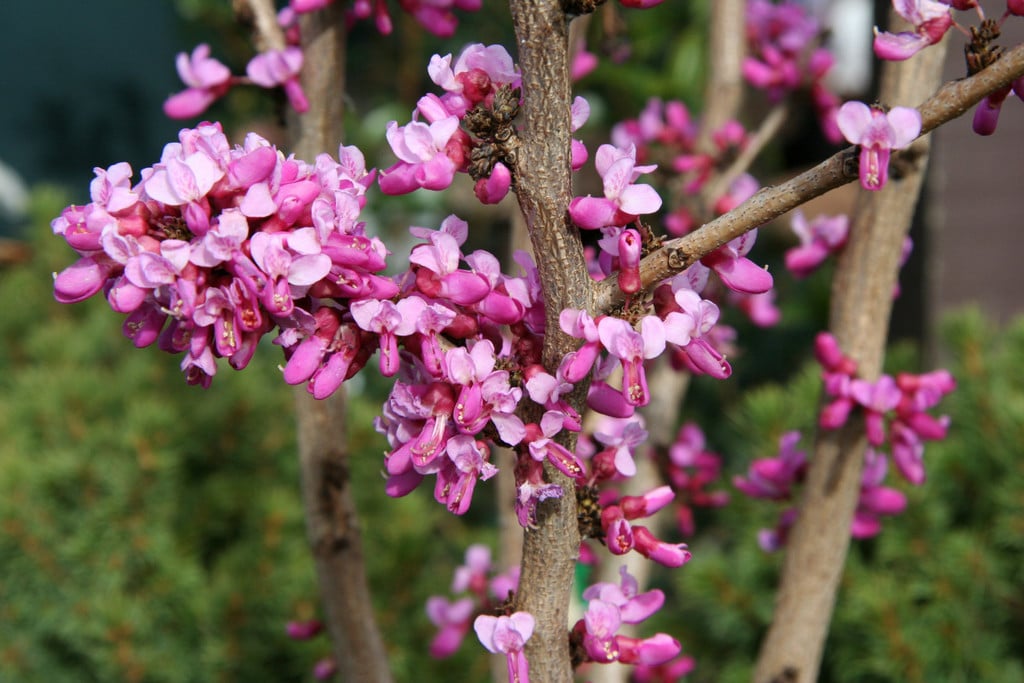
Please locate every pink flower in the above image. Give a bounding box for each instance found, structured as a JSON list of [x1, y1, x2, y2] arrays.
[[428, 44, 520, 114], [873, 0, 952, 61], [426, 596, 475, 657], [246, 47, 308, 113], [379, 117, 461, 195], [785, 210, 849, 278], [597, 316, 666, 407], [836, 101, 921, 191], [570, 144, 662, 230], [164, 44, 232, 119], [474, 612, 534, 683]]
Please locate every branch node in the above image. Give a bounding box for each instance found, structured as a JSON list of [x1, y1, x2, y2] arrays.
[[666, 246, 692, 271], [561, 0, 605, 18], [841, 148, 859, 180]]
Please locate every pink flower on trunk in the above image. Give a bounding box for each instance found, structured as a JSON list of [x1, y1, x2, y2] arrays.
[[837, 101, 921, 191], [873, 0, 952, 61]]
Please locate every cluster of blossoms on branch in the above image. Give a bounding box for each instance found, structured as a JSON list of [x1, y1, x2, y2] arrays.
[[288, 0, 481, 37], [743, 0, 843, 143], [165, 42, 308, 119], [163, 0, 485, 120], [733, 332, 955, 551], [50, 122, 392, 392], [424, 547, 686, 675]]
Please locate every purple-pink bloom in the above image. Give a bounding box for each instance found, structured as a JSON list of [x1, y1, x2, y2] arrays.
[[570, 144, 661, 230], [164, 44, 233, 119], [474, 612, 535, 683], [246, 47, 308, 113], [873, 0, 952, 61], [597, 316, 666, 407], [426, 596, 475, 657], [785, 210, 849, 278], [380, 117, 461, 195], [837, 101, 921, 191]]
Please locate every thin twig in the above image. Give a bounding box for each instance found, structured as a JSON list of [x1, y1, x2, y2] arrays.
[[593, 41, 1024, 316]]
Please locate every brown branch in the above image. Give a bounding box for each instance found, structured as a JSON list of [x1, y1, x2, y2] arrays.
[[751, 26, 950, 683], [695, 0, 746, 153], [235, 0, 287, 52], [593, 41, 1024, 316], [281, 5, 392, 683], [508, 2, 592, 682], [700, 102, 788, 211]]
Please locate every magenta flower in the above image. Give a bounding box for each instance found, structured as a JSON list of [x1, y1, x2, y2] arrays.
[[350, 297, 422, 376], [474, 612, 535, 683], [246, 47, 308, 113], [379, 117, 461, 195], [852, 449, 907, 538], [785, 210, 849, 278], [873, 0, 952, 61], [426, 596, 474, 657], [597, 316, 666, 407], [581, 566, 665, 624], [428, 43, 520, 114], [734, 431, 808, 500], [164, 44, 233, 119], [836, 101, 921, 191], [570, 144, 662, 230]]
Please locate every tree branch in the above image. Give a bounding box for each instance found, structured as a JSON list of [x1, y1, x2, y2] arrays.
[[593, 41, 1024, 316], [508, 2, 592, 682], [751, 25, 950, 683], [282, 5, 392, 682]]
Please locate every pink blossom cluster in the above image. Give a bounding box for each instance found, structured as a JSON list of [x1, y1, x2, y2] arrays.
[[571, 566, 682, 668], [422, 545, 534, 683], [286, 0, 481, 37], [872, 1, 1024, 136], [734, 334, 954, 551], [597, 486, 692, 567], [559, 292, 731, 422], [743, 0, 842, 142], [609, 101, 776, 319], [733, 431, 806, 550], [369, 215, 552, 516], [425, 544, 521, 658], [734, 430, 906, 551], [815, 332, 955, 485], [164, 43, 308, 119], [569, 143, 663, 231], [663, 422, 730, 537], [379, 43, 522, 202], [51, 122, 390, 392], [873, 0, 955, 62], [611, 100, 739, 218]]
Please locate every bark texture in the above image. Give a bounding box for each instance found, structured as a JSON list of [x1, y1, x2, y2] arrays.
[[508, 2, 592, 682]]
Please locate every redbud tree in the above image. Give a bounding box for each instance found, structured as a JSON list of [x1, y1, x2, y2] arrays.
[[49, 0, 1024, 681]]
